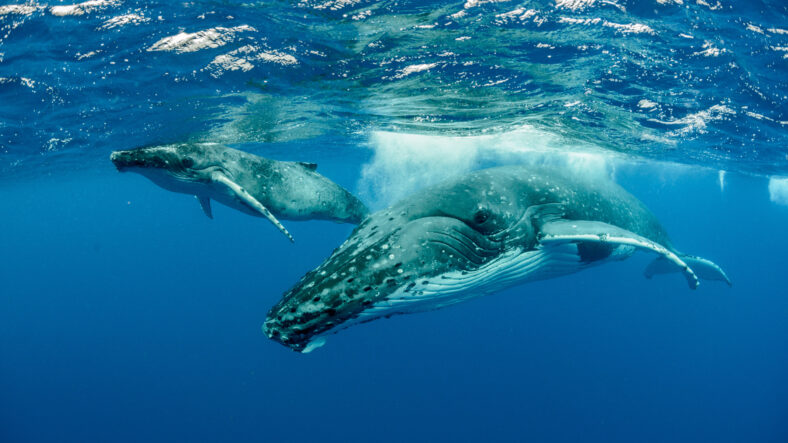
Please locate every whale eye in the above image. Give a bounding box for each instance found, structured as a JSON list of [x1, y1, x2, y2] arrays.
[[182, 157, 194, 168], [473, 208, 490, 224]]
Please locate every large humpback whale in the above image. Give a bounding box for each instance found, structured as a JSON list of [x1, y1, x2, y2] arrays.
[[110, 143, 368, 242], [264, 166, 731, 352]]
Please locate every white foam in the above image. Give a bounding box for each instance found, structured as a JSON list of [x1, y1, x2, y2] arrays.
[[351, 10, 371, 20], [205, 45, 297, 77], [357, 127, 613, 208], [147, 25, 256, 53], [50, 0, 120, 17], [494, 8, 542, 26], [463, 0, 511, 9], [394, 63, 437, 79], [558, 16, 653, 34], [745, 23, 764, 34], [76, 50, 99, 60], [99, 13, 149, 30], [257, 50, 298, 65], [693, 41, 726, 57], [555, 0, 596, 11], [602, 21, 653, 35], [310, 0, 362, 11], [769, 177, 788, 206], [638, 99, 658, 109], [0, 4, 41, 16], [696, 0, 722, 11], [647, 104, 735, 136], [208, 52, 255, 75], [771, 46, 788, 59]]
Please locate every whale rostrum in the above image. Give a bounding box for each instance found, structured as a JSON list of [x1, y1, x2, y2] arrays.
[[110, 143, 369, 242], [263, 166, 731, 352]]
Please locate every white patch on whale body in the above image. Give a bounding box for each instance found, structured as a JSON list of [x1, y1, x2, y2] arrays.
[[768, 176, 788, 206], [358, 127, 614, 209]]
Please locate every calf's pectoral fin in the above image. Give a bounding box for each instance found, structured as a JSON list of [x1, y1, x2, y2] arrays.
[[534, 215, 700, 289], [645, 255, 731, 287], [196, 195, 213, 219], [211, 172, 295, 243]]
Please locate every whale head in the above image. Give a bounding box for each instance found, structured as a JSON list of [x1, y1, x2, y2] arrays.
[[110, 143, 228, 194], [263, 169, 541, 352]]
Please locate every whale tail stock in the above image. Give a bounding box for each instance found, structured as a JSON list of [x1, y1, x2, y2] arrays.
[[645, 254, 732, 287]]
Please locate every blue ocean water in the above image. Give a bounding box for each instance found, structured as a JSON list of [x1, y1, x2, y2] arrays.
[[1, 1, 787, 442]]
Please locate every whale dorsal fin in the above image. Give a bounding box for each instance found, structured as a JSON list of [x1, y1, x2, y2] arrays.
[[196, 195, 213, 219], [297, 162, 318, 171], [211, 172, 295, 243], [537, 218, 700, 289]]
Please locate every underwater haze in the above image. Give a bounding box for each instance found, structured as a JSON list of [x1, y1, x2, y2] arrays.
[[1, 1, 787, 442]]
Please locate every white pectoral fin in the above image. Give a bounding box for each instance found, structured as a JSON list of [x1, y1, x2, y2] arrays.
[[196, 195, 213, 219], [646, 254, 732, 287], [538, 219, 700, 289], [212, 172, 295, 243]]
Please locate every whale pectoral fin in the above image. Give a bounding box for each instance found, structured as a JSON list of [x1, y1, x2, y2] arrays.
[[646, 254, 732, 287], [211, 172, 295, 243], [196, 195, 213, 219], [297, 162, 318, 171], [538, 219, 700, 289]]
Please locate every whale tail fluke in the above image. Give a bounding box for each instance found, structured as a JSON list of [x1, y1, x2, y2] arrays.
[[645, 254, 732, 287]]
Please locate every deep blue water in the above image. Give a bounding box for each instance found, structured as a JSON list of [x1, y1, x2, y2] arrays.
[[2, 1, 788, 442]]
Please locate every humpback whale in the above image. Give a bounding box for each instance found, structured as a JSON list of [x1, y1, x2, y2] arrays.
[[264, 166, 730, 352], [110, 143, 368, 242]]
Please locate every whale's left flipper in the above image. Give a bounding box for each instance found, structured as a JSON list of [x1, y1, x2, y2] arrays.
[[212, 172, 295, 243], [535, 215, 700, 289], [196, 195, 213, 219], [645, 255, 731, 287]]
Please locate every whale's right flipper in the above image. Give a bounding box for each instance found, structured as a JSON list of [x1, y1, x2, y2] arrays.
[[534, 215, 700, 289], [211, 172, 295, 243], [645, 255, 731, 287]]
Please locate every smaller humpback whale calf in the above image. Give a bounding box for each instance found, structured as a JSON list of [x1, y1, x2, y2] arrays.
[[263, 166, 731, 352], [110, 143, 368, 241]]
